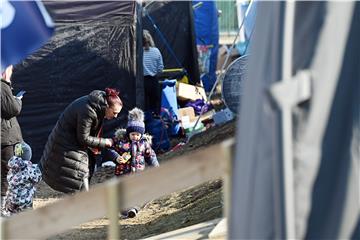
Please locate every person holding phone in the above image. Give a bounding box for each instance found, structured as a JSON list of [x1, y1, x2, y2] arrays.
[[1, 65, 23, 211], [15, 90, 26, 99]]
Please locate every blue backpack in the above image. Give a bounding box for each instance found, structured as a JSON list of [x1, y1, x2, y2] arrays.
[[145, 112, 170, 153]]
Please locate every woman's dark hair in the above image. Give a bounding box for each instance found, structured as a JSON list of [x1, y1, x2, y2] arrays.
[[105, 88, 123, 107]]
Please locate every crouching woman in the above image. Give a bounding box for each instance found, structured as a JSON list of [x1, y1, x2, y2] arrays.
[[39, 88, 123, 193]]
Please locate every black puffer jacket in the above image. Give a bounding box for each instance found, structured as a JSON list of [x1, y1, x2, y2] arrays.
[[39, 90, 109, 193], [1, 79, 23, 146]]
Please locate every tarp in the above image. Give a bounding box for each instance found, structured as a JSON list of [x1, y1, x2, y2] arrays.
[[42, 1, 135, 24], [192, 0, 219, 92], [230, 1, 360, 239], [12, 1, 140, 162], [142, 1, 200, 85]]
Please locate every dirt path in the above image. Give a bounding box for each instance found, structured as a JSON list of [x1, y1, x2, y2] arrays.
[[34, 120, 236, 239]]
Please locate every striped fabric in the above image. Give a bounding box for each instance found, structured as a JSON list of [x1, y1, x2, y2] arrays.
[[143, 47, 164, 76]]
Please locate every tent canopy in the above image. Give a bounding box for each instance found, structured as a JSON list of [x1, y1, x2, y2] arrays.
[[13, 1, 140, 162]]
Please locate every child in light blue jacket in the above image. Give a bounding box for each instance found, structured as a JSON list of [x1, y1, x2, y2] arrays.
[[3, 142, 41, 216]]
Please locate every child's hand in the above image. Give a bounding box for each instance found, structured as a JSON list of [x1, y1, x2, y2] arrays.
[[122, 152, 131, 161], [2, 65, 13, 82], [116, 156, 126, 164], [144, 148, 151, 157]]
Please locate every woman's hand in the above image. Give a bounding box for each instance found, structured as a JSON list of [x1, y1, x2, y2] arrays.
[[105, 138, 114, 147], [2, 65, 13, 82]]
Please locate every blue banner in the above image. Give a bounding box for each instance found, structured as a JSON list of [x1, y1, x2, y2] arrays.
[[192, 0, 219, 93], [1, 0, 54, 71]]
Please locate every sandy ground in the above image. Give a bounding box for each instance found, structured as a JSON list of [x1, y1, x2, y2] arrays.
[[33, 120, 236, 239]]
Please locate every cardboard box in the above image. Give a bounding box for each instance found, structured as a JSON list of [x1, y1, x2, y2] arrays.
[[178, 107, 196, 123], [177, 82, 207, 101], [199, 109, 215, 123], [178, 107, 215, 124]]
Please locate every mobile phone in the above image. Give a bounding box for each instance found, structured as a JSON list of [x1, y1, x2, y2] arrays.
[[16, 90, 26, 98]]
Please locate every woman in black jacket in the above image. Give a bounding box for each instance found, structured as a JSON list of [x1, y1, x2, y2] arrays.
[[1, 65, 23, 203], [39, 88, 123, 193]]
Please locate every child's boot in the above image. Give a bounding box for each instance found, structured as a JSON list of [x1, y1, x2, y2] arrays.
[[127, 208, 138, 218]]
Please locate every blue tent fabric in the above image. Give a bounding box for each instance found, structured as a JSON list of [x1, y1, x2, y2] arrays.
[[161, 79, 178, 118], [161, 79, 180, 136], [1, 0, 54, 71], [230, 1, 360, 239], [192, 0, 219, 92], [236, 1, 258, 55], [244, 1, 257, 41]]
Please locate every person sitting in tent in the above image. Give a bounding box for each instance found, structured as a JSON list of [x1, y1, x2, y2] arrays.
[[143, 29, 164, 116], [107, 108, 159, 218]]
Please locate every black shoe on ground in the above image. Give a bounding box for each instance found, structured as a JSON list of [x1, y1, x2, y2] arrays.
[[127, 208, 138, 218]]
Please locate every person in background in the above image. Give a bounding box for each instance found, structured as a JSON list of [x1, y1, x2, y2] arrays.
[[143, 29, 164, 116], [39, 88, 123, 193], [3, 142, 41, 217], [107, 107, 159, 218], [1, 65, 23, 212]]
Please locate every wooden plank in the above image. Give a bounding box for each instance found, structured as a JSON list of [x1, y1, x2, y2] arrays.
[[208, 218, 227, 239], [2, 139, 234, 240], [3, 186, 108, 240], [117, 140, 232, 208], [107, 181, 120, 240], [223, 140, 233, 227], [144, 218, 222, 240]]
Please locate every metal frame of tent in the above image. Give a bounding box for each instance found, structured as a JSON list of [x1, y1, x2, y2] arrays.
[[188, 0, 256, 142]]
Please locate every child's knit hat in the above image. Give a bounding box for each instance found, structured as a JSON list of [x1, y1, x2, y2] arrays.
[[126, 108, 145, 135], [14, 142, 32, 161]]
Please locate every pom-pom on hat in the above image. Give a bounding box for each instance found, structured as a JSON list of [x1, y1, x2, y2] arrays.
[[126, 108, 145, 135], [14, 142, 32, 161]]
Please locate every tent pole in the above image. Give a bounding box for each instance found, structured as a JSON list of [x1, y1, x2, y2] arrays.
[[207, 0, 254, 101], [107, 181, 120, 240], [280, 1, 296, 238]]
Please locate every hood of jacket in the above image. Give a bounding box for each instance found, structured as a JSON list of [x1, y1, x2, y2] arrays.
[[8, 156, 30, 172], [88, 90, 107, 116]]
